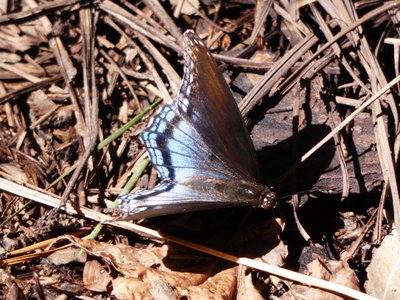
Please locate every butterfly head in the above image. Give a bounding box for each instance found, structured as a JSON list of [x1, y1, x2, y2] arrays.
[[260, 190, 277, 209]]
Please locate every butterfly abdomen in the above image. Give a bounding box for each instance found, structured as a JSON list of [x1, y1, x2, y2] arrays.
[[184, 177, 266, 205]]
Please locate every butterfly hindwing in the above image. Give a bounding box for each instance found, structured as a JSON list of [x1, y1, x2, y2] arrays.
[[141, 103, 240, 182], [119, 180, 264, 220], [119, 183, 227, 219]]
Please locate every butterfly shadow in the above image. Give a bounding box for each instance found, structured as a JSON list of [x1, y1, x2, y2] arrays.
[[257, 123, 336, 197], [156, 209, 283, 274]]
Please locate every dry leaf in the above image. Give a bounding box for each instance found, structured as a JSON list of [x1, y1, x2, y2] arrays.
[[27, 90, 57, 121], [246, 50, 276, 86], [0, 52, 21, 63], [237, 266, 264, 300], [55, 235, 225, 295], [5, 283, 24, 300], [112, 276, 177, 299], [181, 267, 237, 299], [0, 26, 33, 52], [365, 229, 400, 299], [234, 218, 285, 259], [0, 268, 17, 287], [281, 257, 360, 300], [112, 277, 154, 300], [262, 240, 288, 266], [0, 269, 24, 300], [47, 247, 87, 265], [83, 260, 113, 292]]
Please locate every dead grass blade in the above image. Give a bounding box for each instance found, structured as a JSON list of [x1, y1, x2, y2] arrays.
[[0, 0, 90, 24], [100, 0, 181, 52]]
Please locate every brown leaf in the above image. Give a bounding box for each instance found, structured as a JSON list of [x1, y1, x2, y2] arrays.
[[112, 277, 153, 300], [365, 229, 400, 299], [0, 269, 25, 300], [261, 240, 288, 266], [282, 257, 360, 300], [5, 283, 24, 300], [47, 247, 87, 265], [56, 235, 217, 292], [83, 260, 112, 292], [27, 90, 57, 126], [181, 267, 237, 300], [169, 0, 199, 16], [237, 266, 264, 300]]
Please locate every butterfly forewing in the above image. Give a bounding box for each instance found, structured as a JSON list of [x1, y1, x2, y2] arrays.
[[178, 31, 258, 180]]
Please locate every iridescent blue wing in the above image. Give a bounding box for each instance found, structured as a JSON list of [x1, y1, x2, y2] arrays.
[[141, 104, 240, 182], [119, 183, 259, 220], [177, 30, 258, 180]]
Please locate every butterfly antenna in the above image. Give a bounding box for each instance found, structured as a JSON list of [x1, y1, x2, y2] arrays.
[[273, 188, 314, 201]]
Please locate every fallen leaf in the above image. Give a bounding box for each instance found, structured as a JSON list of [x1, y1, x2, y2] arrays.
[[181, 267, 236, 299], [55, 236, 218, 293], [47, 247, 87, 265], [112, 277, 153, 300], [5, 283, 24, 300], [365, 229, 400, 299], [27, 90, 57, 121], [237, 265, 264, 300], [281, 257, 360, 300], [83, 260, 112, 292]]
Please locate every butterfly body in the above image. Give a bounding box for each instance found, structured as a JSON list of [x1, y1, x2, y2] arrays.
[[119, 30, 275, 220], [119, 177, 272, 220], [184, 177, 266, 204]]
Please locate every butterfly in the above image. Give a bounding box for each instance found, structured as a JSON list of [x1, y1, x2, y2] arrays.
[[119, 30, 275, 219]]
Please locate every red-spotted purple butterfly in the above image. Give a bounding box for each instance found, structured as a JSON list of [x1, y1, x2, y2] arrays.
[[119, 30, 275, 219]]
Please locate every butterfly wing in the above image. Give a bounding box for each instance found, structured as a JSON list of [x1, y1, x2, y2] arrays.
[[119, 182, 261, 220], [119, 31, 267, 218], [140, 30, 258, 183], [177, 30, 258, 180], [141, 103, 240, 182]]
